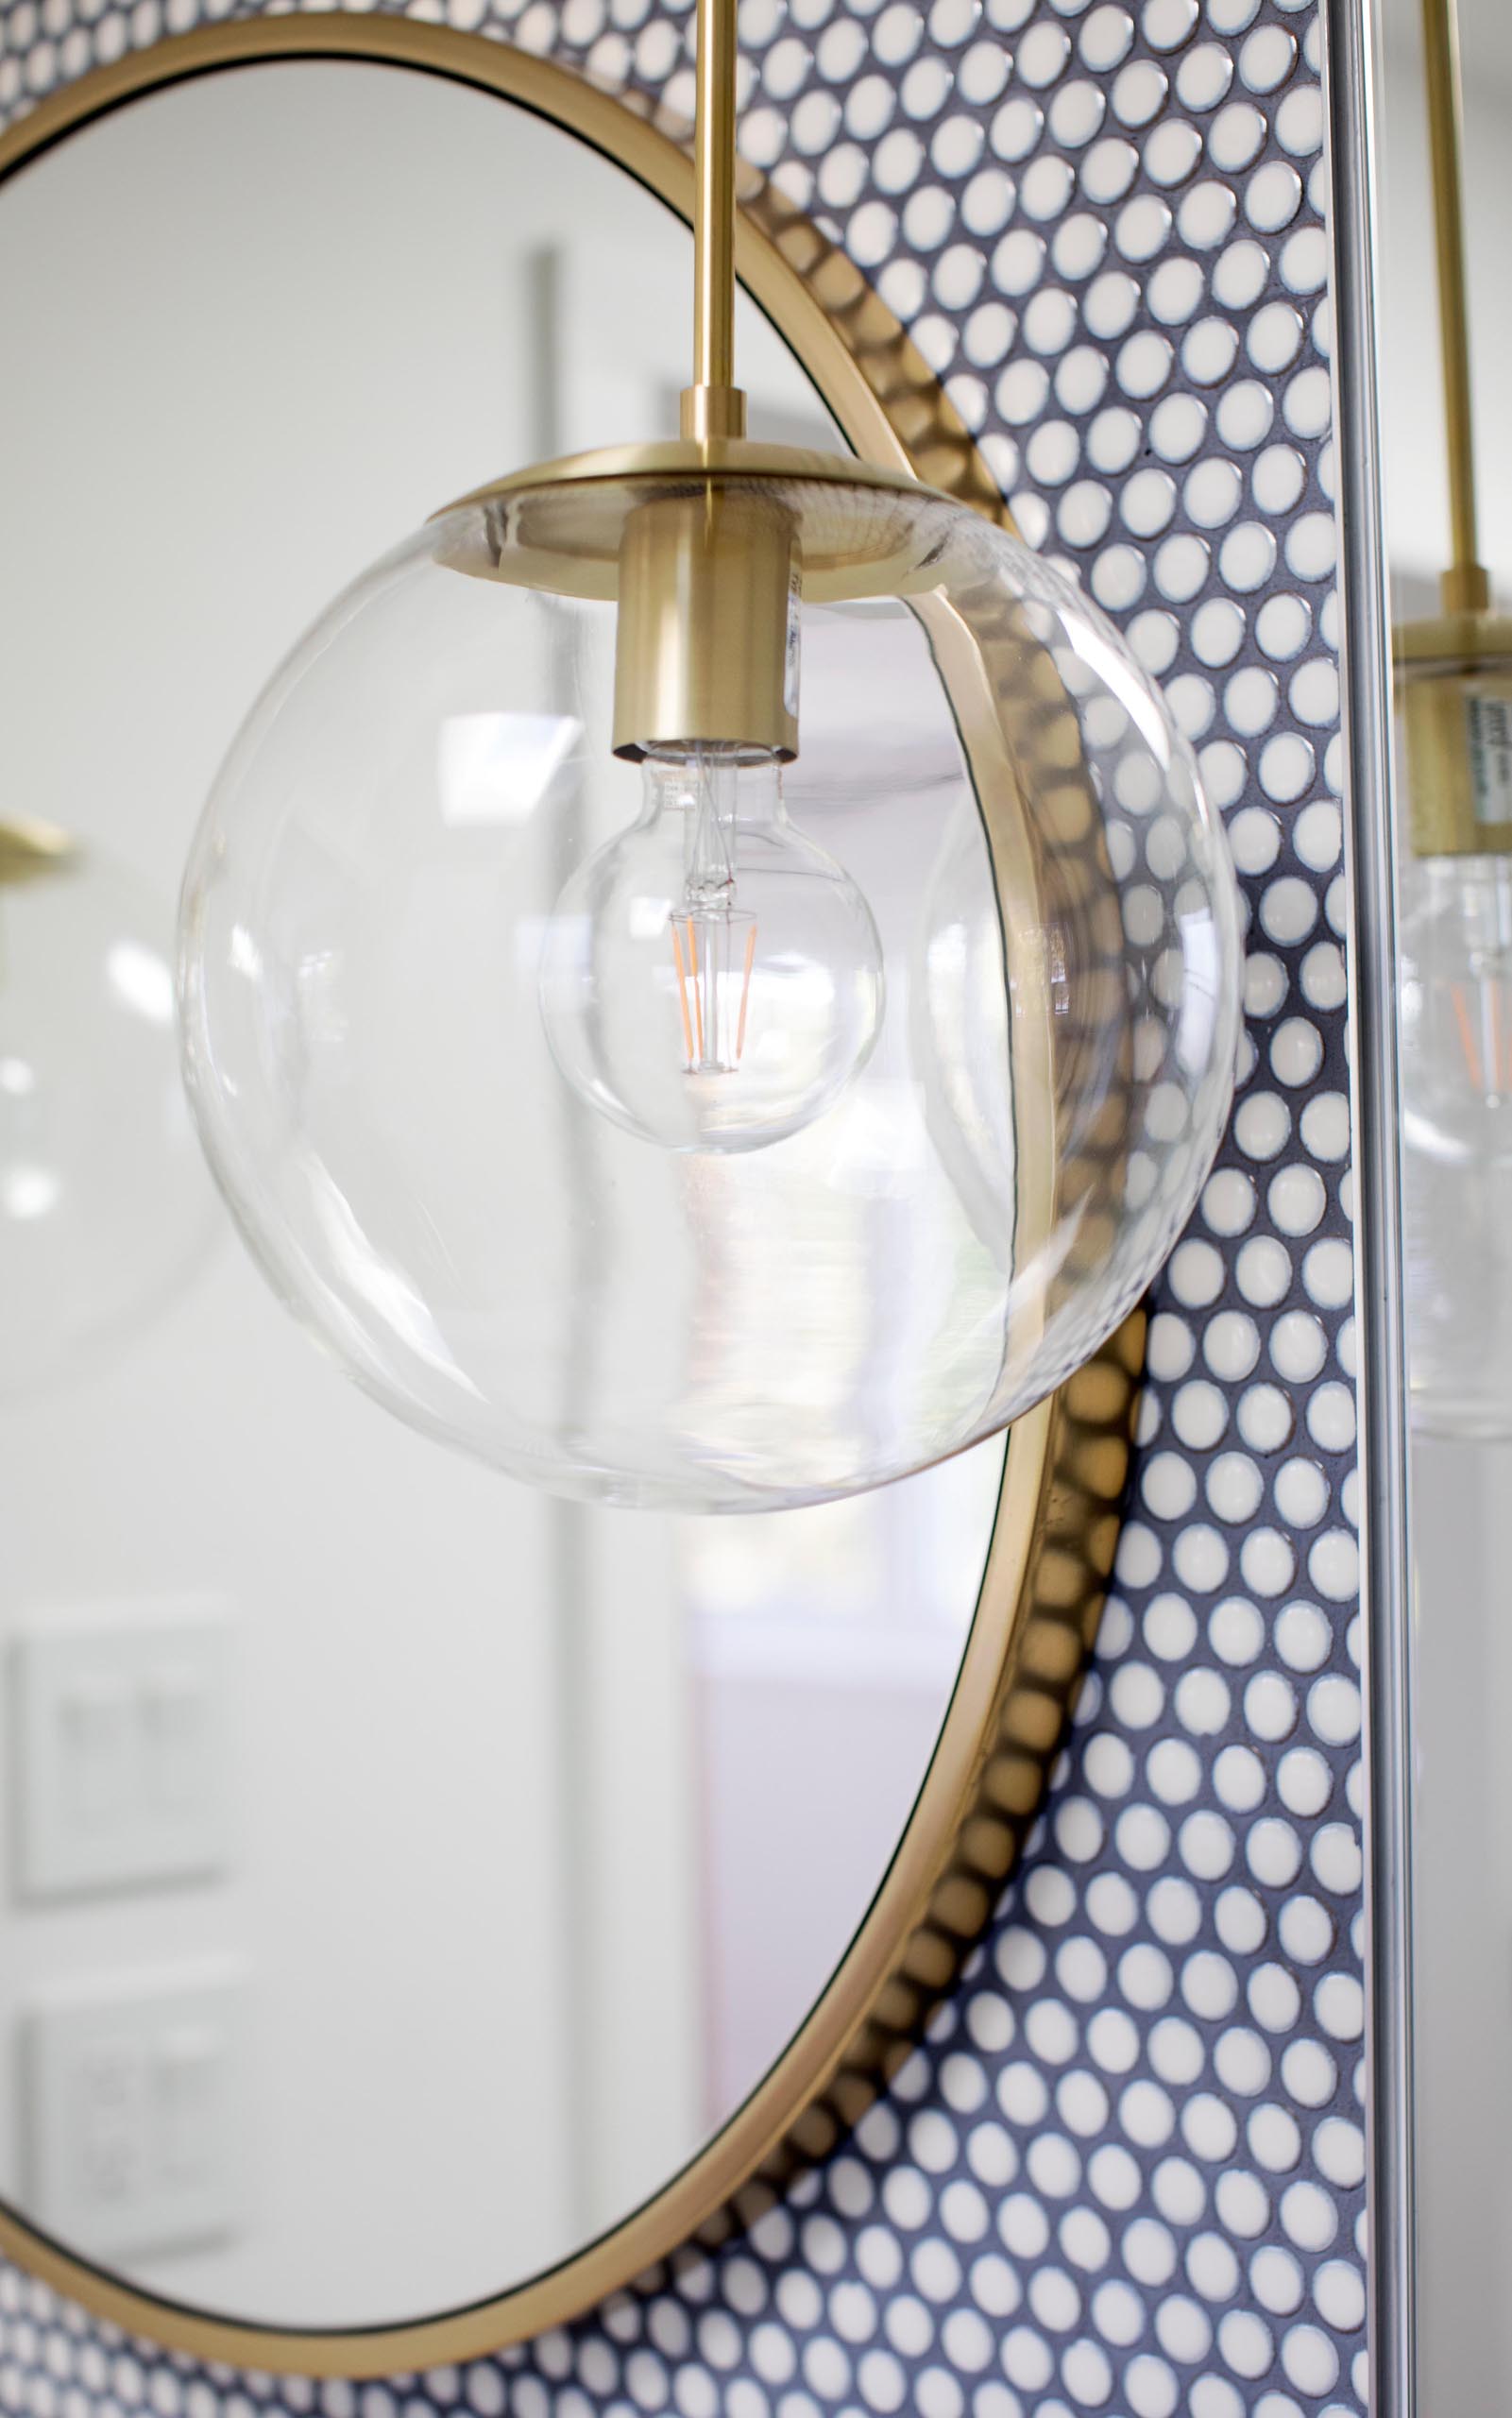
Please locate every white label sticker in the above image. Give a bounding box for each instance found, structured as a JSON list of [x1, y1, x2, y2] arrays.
[[1467, 685, 1512, 825], [784, 566, 802, 721]]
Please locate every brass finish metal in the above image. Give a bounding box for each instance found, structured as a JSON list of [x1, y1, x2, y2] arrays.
[[689, 0, 738, 396], [0, 19, 1141, 2379], [612, 488, 798, 757], [1422, 0, 1488, 617], [444, 433, 951, 510], [434, 436, 965, 607], [683, 0, 744, 447], [1401, 0, 1510, 854], [1439, 564, 1489, 619], [0, 815, 77, 884], [681, 382, 746, 440], [603, 0, 804, 766], [1397, 613, 1512, 855], [1396, 612, 1512, 668]]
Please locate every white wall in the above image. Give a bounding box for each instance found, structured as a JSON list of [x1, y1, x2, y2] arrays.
[[0, 58, 693, 2328]]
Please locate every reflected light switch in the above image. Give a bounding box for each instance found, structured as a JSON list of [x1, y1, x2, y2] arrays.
[[157, 2021, 219, 2184], [9, 1601, 234, 1899], [25, 1969, 248, 2260], [58, 1674, 132, 1827], [143, 1660, 212, 1814]]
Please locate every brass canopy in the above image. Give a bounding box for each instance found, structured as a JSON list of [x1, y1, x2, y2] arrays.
[[432, 437, 964, 608], [432, 439, 965, 756]]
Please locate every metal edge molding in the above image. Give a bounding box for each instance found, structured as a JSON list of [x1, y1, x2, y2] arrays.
[[0, 18, 1144, 2377], [1319, 1, 1417, 2412]]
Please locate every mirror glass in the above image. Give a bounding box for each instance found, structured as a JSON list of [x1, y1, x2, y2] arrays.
[[1377, 0, 1512, 2403], [0, 58, 1008, 2331]]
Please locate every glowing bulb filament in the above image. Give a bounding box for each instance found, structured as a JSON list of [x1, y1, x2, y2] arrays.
[[1449, 974, 1512, 1101], [670, 915, 696, 1064], [736, 921, 756, 1061], [670, 906, 757, 1075]]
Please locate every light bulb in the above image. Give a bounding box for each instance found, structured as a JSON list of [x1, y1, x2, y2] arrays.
[[1401, 850, 1512, 1434], [538, 742, 884, 1152]]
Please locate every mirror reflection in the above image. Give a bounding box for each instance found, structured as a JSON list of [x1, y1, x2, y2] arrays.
[[1381, 0, 1512, 2401], [0, 57, 1008, 2329]]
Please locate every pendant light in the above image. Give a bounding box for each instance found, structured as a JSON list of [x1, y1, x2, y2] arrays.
[[1396, 0, 1512, 1438], [176, 2, 1242, 1512], [1, 818, 215, 1393]]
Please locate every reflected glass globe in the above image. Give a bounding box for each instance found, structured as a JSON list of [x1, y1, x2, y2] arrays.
[[0, 829, 217, 1393], [178, 462, 1241, 1511], [1401, 849, 1512, 1435]]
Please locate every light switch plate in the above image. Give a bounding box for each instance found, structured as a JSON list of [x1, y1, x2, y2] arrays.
[[23, 1967, 248, 2261], [9, 1599, 235, 1899]]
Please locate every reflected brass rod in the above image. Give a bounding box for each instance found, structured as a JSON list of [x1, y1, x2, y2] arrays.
[[683, 0, 745, 437], [1422, 0, 1489, 613]]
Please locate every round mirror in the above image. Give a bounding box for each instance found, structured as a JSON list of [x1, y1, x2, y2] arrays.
[[0, 41, 1040, 2346]]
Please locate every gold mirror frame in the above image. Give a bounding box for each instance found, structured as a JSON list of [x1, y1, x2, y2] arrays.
[[0, 19, 1144, 2375]]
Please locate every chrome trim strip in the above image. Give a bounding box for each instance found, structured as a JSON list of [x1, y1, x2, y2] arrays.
[[1320, 1, 1417, 2410]]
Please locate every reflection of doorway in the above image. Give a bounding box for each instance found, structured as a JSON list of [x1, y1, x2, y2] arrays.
[[1380, 0, 1512, 2389]]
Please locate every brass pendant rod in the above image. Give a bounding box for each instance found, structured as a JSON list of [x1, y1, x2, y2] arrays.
[[682, 0, 746, 440], [1422, 0, 1489, 614]]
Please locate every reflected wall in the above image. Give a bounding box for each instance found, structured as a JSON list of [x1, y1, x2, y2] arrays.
[[1377, 0, 1512, 2404]]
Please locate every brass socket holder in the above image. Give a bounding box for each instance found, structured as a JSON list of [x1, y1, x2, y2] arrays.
[[1397, 611, 1512, 857], [611, 484, 799, 760]]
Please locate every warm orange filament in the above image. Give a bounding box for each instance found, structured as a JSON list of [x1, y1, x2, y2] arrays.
[[670, 914, 757, 1072], [687, 917, 705, 1061], [736, 923, 756, 1063], [670, 917, 696, 1065], [1451, 980, 1483, 1090]]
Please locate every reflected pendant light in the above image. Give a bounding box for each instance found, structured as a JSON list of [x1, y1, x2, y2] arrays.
[[1395, 0, 1512, 1438], [176, 0, 1242, 1512], [1, 817, 216, 1393]]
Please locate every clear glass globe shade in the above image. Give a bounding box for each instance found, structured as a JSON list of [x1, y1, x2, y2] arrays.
[[1, 845, 217, 1394], [539, 745, 884, 1151], [178, 468, 1242, 1511], [1401, 849, 1512, 1436]]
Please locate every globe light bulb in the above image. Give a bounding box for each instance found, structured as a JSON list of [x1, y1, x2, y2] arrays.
[[539, 742, 884, 1152], [177, 468, 1241, 1512]]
